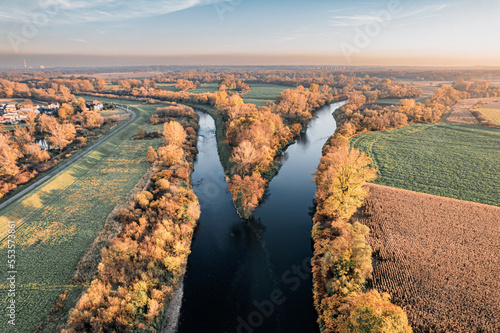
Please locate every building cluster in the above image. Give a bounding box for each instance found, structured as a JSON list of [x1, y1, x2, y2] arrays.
[[0, 102, 59, 124], [0, 100, 104, 124]]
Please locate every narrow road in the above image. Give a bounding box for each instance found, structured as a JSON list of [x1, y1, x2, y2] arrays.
[[0, 105, 136, 212]]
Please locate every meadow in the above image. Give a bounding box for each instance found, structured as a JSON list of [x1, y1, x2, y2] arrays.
[[355, 183, 500, 332], [0, 101, 163, 333], [156, 82, 220, 94], [242, 83, 294, 106], [350, 122, 500, 206]]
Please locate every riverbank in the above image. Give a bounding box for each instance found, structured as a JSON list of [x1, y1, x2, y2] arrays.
[[177, 103, 343, 332], [311, 120, 411, 332], [63, 109, 202, 332]]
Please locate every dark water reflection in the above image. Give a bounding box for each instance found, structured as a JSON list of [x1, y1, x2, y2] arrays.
[[177, 102, 344, 333]]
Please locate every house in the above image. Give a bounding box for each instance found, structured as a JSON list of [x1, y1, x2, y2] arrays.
[[92, 100, 103, 111], [5, 104, 16, 112], [3, 113, 18, 123], [48, 102, 59, 109]]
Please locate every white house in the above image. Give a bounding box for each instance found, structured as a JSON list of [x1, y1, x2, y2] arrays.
[[48, 102, 59, 109], [92, 100, 103, 111]]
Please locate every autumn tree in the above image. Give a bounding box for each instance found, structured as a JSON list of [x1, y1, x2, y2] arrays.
[[337, 290, 412, 333], [95, 78, 107, 92], [40, 114, 58, 134], [163, 121, 187, 146], [146, 146, 158, 163], [24, 111, 38, 134], [46, 123, 76, 151], [59, 85, 71, 100], [158, 145, 183, 167], [0, 133, 20, 176], [75, 97, 87, 113], [81, 111, 104, 128], [230, 140, 273, 175], [13, 127, 34, 156], [136, 126, 146, 139], [29, 145, 50, 163], [175, 79, 196, 91], [58, 103, 74, 120], [227, 174, 267, 218], [314, 145, 377, 220]]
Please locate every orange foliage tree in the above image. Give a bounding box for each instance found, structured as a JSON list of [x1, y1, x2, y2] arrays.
[[227, 174, 267, 218], [163, 121, 187, 146]]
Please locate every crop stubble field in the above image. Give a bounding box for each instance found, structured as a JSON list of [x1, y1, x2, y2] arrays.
[[350, 121, 500, 206], [476, 101, 500, 125], [353, 183, 500, 332], [0, 101, 164, 333], [447, 97, 500, 124]]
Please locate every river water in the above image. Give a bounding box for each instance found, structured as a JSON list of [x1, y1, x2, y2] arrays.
[[177, 102, 344, 333]]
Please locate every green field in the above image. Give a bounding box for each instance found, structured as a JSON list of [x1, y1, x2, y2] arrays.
[[157, 82, 292, 106], [189, 83, 220, 94], [0, 101, 164, 333], [99, 108, 128, 116], [156, 82, 220, 94], [2, 123, 28, 131], [375, 98, 402, 105], [477, 108, 500, 125], [243, 83, 294, 106], [350, 122, 500, 206], [156, 83, 177, 92]]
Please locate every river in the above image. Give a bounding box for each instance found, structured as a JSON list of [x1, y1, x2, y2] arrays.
[[176, 102, 344, 333]]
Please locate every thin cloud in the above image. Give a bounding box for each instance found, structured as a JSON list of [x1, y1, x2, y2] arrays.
[[69, 37, 89, 44], [0, 11, 14, 20], [331, 15, 384, 27], [0, 0, 230, 25], [330, 3, 450, 27]]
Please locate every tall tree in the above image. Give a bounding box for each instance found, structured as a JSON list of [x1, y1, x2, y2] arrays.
[[163, 121, 186, 146], [146, 146, 158, 163], [315, 145, 377, 220]]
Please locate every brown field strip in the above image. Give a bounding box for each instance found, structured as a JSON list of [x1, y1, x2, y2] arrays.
[[448, 97, 500, 124], [353, 183, 500, 333]]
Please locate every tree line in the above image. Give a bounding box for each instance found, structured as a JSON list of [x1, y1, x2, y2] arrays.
[[312, 135, 412, 333], [334, 81, 500, 135], [64, 114, 200, 332]]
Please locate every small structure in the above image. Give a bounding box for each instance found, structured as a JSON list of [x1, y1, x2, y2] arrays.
[[2, 113, 19, 123], [92, 100, 103, 111], [48, 102, 59, 110], [5, 104, 16, 112]]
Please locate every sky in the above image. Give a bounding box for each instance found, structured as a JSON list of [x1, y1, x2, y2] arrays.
[[0, 0, 499, 68]]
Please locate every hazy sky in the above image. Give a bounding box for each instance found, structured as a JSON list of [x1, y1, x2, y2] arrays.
[[0, 0, 499, 67]]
